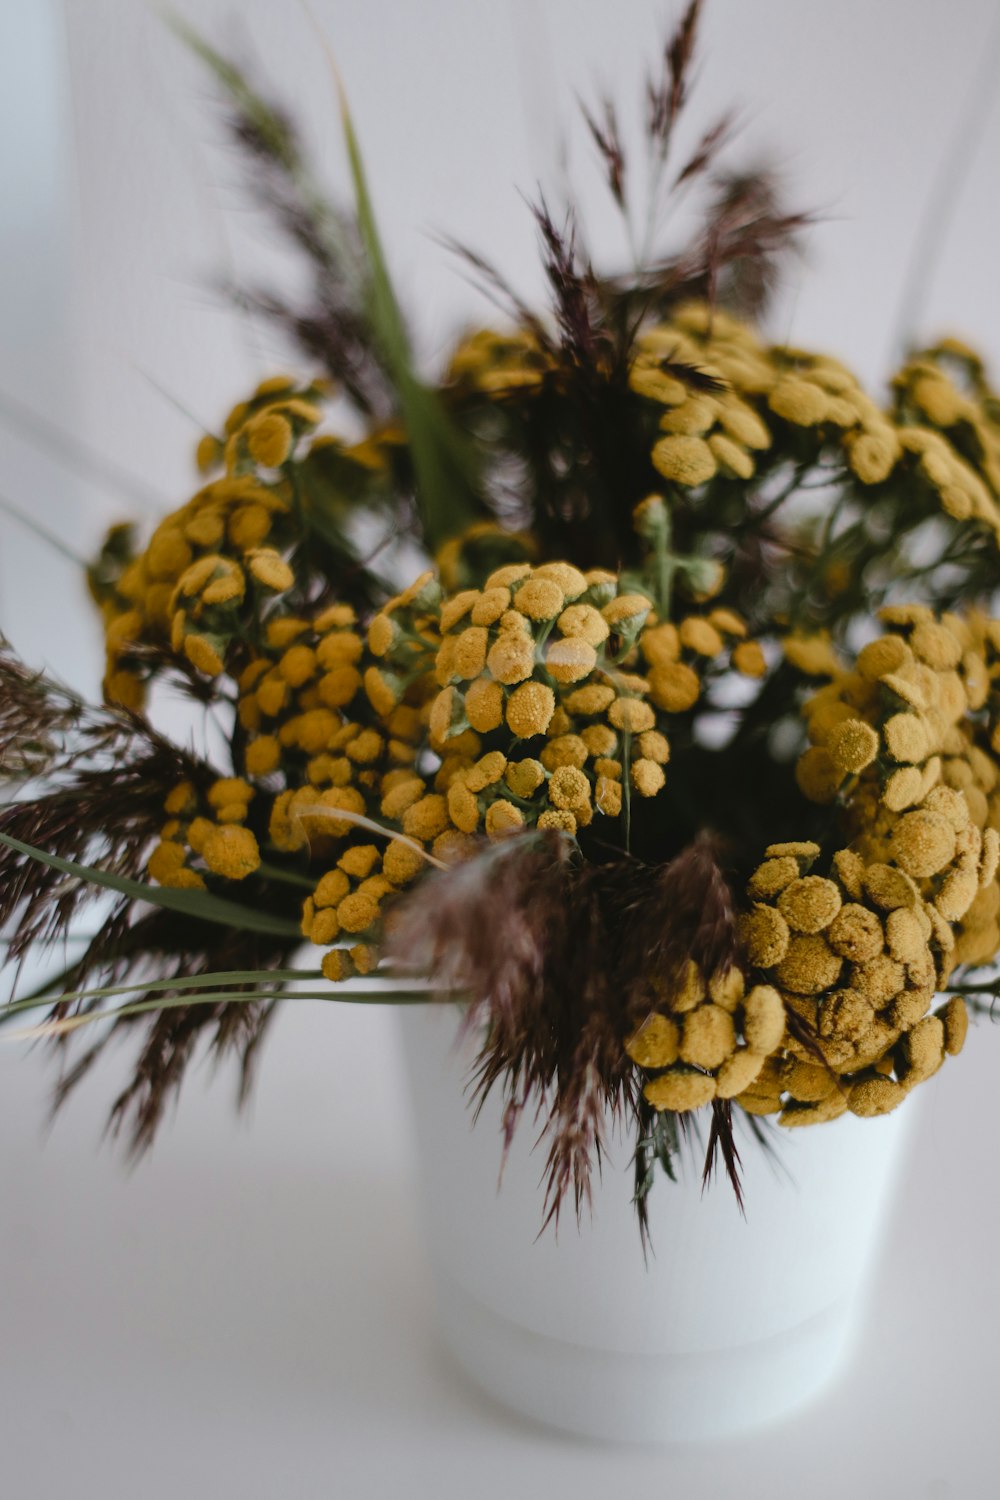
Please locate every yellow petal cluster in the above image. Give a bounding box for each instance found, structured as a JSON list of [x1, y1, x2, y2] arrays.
[[626, 963, 786, 1112]]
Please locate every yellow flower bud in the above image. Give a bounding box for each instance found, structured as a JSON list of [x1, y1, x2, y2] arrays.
[[202, 824, 261, 880], [768, 377, 828, 426], [651, 434, 717, 486], [545, 637, 598, 683], [644, 1070, 715, 1112], [512, 576, 564, 621], [648, 662, 700, 713], [626, 1013, 679, 1069], [485, 799, 524, 836], [608, 697, 655, 734], [631, 758, 665, 797], [464, 678, 504, 733], [247, 548, 294, 592], [183, 635, 224, 676], [506, 681, 555, 738], [245, 410, 294, 468]]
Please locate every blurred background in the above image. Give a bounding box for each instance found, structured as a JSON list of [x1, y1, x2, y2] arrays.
[[1, 3, 998, 1495]]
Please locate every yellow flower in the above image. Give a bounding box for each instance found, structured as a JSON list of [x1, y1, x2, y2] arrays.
[[889, 808, 957, 878], [777, 876, 842, 933], [183, 634, 225, 676], [337, 890, 382, 934], [314, 869, 351, 907], [846, 429, 898, 485], [486, 635, 535, 685], [247, 548, 294, 592], [565, 683, 616, 715], [383, 840, 425, 886], [626, 1013, 680, 1068], [313, 604, 357, 632], [147, 525, 193, 580], [883, 712, 929, 764], [485, 799, 525, 835], [732, 640, 766, 677], [105, 672, 144, 711], [644, 1071, 715, 1112], [368, 614, 399, 657], [678, 616, 724, 658], [651, 434, 717, 486], [196, 433, 223, 473], [453, 626, 489, 678], [630, 759, 665, 797], [402, 795, 450, 842], [783, 634, 841, 676], [827, 719, 879, 774], [768, 377, 829, 426], [504, 758, 545, 797], [648, 662, 700, 713], [545, 637, 598, 683], [309, 666, 356, 713], [471, 587, 512, 626], [513, 576, 565, 621], [601, 593, 653, 630], [147, 841, 187, 884], [641, 623, 681, 667], [595, 776, 622, 817], [466, 751, 507, 792], [659, 396, 716, 436], [164, 781, 197, 816], [608, 697, 655, 734], [245, 410, 294, 468], [533, 562, 588, 598], [202, 825, 261, 881], [208, 777, 253, 809], [708, 433, 754, 479], [505, 681, 556, 738], [538, 809, 577, 834], [464, 677, 504, 732], [363, 666, 399, 717], [447, 778, 481, 833], [338, 844, 380, 879], [279, 644, 316, 688], [549, 765, 592, 817]]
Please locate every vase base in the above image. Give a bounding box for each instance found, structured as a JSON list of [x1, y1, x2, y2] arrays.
[[435, 1271, 858, 1443]]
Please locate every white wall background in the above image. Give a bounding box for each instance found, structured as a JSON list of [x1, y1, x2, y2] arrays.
[[2, 3, 1000, 1496]]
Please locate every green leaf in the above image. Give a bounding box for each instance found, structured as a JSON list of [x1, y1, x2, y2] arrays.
[[335, 77, 482, 551], [0, 967, 324, 1026], [0, 831, 300, 938], [3, 982, 448, 1042]]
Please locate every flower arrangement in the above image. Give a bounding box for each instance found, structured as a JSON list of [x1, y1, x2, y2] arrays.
[[3, 3, 999, 1247]]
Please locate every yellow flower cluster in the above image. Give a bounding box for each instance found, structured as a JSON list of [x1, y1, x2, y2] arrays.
[[751, 608, 1000, 1119], [434, 301, 1000, 551], [141, 549, 772, 984], [892, 343, 1000, 532], [146, 777, 261, 889], [739, 833, 981, 1123], [241, 597, 439, 981], [639, 310, 1000, 546], [393, 561, 663, 836], [446, 327, 551, 395], [95, 375, 405, 708], [625, 963, 786, 1112], [629, 605, 1000, 1127], [97, 376, 332, 707]]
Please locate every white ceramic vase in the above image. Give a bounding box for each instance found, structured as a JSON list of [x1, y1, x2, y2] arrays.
[[396, 1002, 920, 1443]]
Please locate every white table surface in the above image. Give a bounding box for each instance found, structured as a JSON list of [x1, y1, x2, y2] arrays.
[[1, 1000, 998, 1500]]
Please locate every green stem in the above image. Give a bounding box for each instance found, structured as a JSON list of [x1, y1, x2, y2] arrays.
[[1, 966, 325, 1021]]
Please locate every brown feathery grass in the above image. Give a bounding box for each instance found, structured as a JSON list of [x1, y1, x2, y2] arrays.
[[387, 827, 743, 1233]]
